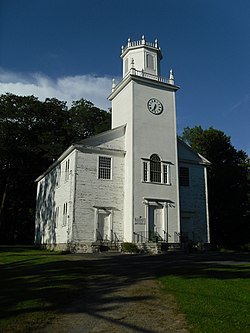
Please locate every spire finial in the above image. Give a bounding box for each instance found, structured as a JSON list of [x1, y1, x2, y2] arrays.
[[155, 39, 158, 47], [142, 35, 145, 45], [112, 78, 116, 92], [168, 68, 175, 85]]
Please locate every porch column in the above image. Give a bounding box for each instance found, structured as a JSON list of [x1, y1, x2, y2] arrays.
[[109, 209, 113, 241], [145, 200, 149, 242], [94, 208, 98, 241], [163, 202, 169, 243]]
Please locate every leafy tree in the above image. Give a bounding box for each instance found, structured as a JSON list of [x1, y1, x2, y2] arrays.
[[181, 126, 250, 249], [68, 99, 111, 142], [0, 93, 111, 244]]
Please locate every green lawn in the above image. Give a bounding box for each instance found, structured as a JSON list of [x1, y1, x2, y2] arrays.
[[160, 265, 250, 333], [0, 246, 90, 333]]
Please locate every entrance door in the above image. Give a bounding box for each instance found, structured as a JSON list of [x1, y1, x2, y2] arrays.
[[148, 206, 163, 241], [97, 211, 110, 241]]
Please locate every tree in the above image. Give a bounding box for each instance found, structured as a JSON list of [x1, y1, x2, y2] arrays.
[[181, 126, 250, 249], [68, 99, 111, 142], [0, 93, 111, 244]]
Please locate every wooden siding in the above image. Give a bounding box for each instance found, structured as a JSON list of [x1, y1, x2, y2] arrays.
[[72, 150, 124, 243]]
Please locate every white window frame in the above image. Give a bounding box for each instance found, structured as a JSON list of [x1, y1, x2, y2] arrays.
[[141, 157, 170, 185], [98, 156, 112, 180]]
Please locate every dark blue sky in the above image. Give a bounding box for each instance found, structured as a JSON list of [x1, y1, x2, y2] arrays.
[[0, 0, 249, 154]]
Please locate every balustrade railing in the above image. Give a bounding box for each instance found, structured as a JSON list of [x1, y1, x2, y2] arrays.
[[122, 37, 158, 54], [112, 69, 172, 94], [133, 230, 183, 244], [130, 68, 170, 84]]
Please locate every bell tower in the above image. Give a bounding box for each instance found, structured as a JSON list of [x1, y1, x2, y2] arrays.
[[108, 36, 180, 243], [121, 35, 162, 77]]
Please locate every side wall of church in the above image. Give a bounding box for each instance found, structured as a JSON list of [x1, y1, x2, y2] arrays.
[[179, 163, 210, 243], [35, 150, 76, 249], [72, 150, 124, 244]]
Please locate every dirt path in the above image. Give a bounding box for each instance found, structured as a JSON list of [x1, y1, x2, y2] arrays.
[[38, 251, 250, 333], [41, 279, 188, 333], [39, 253, 189, 333]]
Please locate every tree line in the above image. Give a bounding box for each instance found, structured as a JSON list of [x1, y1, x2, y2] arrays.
[[0, 93, 111, 244], [0, 93, 249, 249]]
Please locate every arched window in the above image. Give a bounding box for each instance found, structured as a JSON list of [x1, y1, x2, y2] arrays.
[[146, 54, 155, 70], [150, 154, 161, 183], [124, 58, 128, 74], [142, 155, 170, 184]]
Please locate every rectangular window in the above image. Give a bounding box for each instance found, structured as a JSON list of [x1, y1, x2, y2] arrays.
[[143, 161, 148, 181], [98, 156, 112, 180], [163, 164, 169, 184], [65, 159, 70, 182], [63, 203, 67, 226], [180, 167, 189, 186]]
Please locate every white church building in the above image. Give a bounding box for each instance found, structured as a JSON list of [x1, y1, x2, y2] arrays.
[[35, 36, 210, 253]]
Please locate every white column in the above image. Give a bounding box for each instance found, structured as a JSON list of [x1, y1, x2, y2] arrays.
[[145, 200, 149, 242], [94, 208, 98, 241], [109, 210, 113, 241], [163, 203, 168, 242]]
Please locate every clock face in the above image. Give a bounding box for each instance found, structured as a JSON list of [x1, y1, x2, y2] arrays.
[[147, 98, 163, 115]]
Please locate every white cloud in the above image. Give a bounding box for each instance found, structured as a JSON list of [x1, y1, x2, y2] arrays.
[[0, 68, 114, 110]]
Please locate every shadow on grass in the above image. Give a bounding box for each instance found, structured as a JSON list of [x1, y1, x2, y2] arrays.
[[0, 248, 249, 332]]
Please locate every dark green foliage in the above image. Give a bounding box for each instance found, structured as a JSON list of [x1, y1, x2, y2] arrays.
[[121, 242, 139, 253], [0, 93, 111, 244], [181, 126, 250, 249]]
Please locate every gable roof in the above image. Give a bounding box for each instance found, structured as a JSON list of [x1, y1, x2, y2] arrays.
[[35, 125, 126, 182], [177, 138, 211, 166], [77, 124, 126, 146]]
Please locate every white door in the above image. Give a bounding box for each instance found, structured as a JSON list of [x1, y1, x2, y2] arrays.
[[155, 208, 163, 240], [148, 206, 163, 241], [97, 211, 110, 241]]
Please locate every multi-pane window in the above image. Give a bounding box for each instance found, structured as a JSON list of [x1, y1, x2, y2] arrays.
[[62, 203, 67, 226], [98, 156, 112, 180], [142, 154, 170, 184], [65, 159, 70, 181], [163, 164, 169, 184], [179, 167, 189, 186], [150, 154, 161, 182], [143, 161, 148, 182]]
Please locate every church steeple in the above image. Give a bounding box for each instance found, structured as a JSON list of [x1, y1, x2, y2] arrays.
[[121, 35, 162, 78]]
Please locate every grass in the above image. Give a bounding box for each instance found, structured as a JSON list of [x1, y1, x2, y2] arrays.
[[1, 247, 250, 333], [160, 264, 250, 333], [0, 246, 90, 333]]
